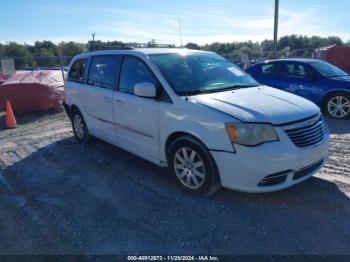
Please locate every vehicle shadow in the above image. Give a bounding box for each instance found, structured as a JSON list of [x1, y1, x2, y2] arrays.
[[1, 136, 350, 255], [324, 117, 350, 135]]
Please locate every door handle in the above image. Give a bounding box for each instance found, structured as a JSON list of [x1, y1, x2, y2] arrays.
[[103, 96, 111, 102], [115, 99, 124, 105]]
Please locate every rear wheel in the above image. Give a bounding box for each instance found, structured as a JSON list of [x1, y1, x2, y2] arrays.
[[324, 93, 350, 119], [71, 110, 91, 143], [167, 136, 221, 196]]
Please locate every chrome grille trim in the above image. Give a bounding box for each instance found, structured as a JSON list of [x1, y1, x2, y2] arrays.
[[283, 114, 328, 148], [288, 125, 327, 140]]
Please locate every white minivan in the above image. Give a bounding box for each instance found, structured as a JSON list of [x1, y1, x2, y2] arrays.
[[64, 48, 329, 196]]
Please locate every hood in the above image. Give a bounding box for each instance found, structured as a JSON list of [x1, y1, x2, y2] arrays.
[[190, 86, 320, 125]]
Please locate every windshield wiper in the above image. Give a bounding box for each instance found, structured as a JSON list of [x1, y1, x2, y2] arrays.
[[210, 84, 259, 92], [228, 84, 260, 88], [178, 84, 259, 96]]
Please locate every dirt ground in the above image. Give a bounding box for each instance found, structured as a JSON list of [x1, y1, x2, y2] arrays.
[[0, 110, 349, 255]]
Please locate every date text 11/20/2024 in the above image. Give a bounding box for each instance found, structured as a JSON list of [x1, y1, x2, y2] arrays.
[[127, 256, 220, 261]]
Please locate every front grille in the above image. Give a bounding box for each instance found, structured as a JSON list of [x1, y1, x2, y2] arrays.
[[285, 116, 327, 148], [293, 160, 324, 180]]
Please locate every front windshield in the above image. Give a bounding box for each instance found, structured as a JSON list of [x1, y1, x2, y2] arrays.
[[149, 52, 259, 95], [310, 61, 348, 78]]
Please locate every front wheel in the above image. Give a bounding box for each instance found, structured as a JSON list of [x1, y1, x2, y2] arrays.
[[167, 136, 221, 196], [324, 93, 350, 119]]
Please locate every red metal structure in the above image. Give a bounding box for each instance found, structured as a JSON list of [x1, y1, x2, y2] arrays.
[[318, 44, 350, 74]]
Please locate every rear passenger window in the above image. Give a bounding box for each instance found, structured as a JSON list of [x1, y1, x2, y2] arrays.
[[69, 59, 86, 82], [119, 56, 158, 94], [88, 56, 120, 89], [284, 63, 307, 78]]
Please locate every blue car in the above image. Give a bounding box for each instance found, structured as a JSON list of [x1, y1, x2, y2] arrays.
[[246, 59, 350, 119]]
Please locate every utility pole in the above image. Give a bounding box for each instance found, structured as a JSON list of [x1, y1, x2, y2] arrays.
[[178, 19, 183, 48], [92, 32, 96, 51], [273, 0, 279, 58]]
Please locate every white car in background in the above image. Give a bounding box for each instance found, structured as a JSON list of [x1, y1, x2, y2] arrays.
[[64, 48, 329, 196]]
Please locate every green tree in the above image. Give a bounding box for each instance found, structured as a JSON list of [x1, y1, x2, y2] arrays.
[[58, 41, 86, 57], [87, 40, 124, 51], [185, 43, 201, 50]]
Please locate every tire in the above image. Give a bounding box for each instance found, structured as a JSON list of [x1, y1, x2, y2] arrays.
[[324, 92, 350, 120], [167, 135, 221, 196], [71, 110, 91, 143]]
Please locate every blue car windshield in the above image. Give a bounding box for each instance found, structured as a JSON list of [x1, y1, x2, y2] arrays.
[[310, 61, 348, 78], [149, 52, 259, 95]]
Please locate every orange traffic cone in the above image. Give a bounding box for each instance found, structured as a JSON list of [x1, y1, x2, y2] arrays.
[[5, 100, 17, 128]]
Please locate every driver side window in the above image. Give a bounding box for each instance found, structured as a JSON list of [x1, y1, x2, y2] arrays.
[[119, 56, 158, 94]]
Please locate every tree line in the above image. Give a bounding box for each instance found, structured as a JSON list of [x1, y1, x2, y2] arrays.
[[0, 35, 347, 68]]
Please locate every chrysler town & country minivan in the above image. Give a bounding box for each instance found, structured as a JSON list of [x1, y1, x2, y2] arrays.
[[64, 48, 329, 196]]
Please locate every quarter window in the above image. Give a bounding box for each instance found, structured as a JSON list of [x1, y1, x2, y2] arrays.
[[69, 59, 86, 82], [88, 56, 120, 89], [119, 56, 158, 94]]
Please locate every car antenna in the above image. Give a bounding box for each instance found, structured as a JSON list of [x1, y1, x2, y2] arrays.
[[178, 19, 188, 101]]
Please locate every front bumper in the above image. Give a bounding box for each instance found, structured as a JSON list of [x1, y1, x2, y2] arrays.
[[211, 127, 329, 193]]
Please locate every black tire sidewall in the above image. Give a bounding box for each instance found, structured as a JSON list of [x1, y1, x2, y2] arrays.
[[324, 92, 350, 119], [71, 110, 90, 143], [167, 136, 220, 196]]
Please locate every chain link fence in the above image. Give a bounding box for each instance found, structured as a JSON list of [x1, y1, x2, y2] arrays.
[[0, 47, 320, 76], [0, 56, 72, 72], [222, 48, 319, 67]]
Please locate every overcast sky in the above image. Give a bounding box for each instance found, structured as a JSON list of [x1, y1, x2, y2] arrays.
[[0, 0, 349, 45]]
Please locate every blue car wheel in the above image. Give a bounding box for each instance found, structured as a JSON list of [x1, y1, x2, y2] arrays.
[[325, 92, 350, 119]]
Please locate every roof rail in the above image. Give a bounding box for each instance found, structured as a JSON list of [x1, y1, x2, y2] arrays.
[[87, 43, 176, 52], [96, 46, 135, 50], [127, 43, 175, 48], [90, 43, 175, 51]]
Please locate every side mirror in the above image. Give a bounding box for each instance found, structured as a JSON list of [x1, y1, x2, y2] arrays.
[[134, 82, 157, 98]]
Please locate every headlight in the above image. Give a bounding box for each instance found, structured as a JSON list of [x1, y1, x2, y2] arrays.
[[225, 123, 278, 146]]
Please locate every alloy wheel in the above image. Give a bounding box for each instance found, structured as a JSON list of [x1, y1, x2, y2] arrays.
[[327, 95, 350, 118], [173, 147, 206, 189]]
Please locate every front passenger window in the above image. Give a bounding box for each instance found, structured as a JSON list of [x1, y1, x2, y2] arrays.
[[119, 57, 158, 94]]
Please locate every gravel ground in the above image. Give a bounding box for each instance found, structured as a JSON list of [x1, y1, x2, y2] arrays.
[[0, 110, 349, 255]]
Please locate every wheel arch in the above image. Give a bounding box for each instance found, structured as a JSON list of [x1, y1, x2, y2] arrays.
[[66, 104, 82, 119], [165, 131, 207, 158], [164, 131, 222, 190], [70, 104, 80, 113], [160, 120, 235, 163], [323, 89, 350, 104], [322, 90, 350, 118]]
